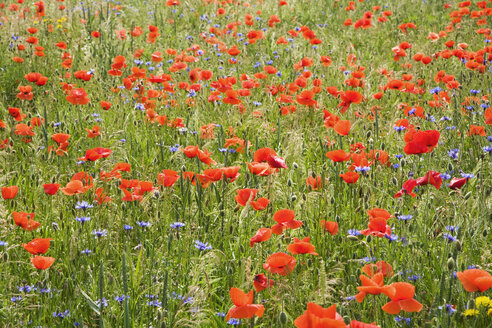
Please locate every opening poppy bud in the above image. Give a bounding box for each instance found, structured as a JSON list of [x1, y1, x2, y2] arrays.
[[366, 130, 372, 138], [447, 163, 454, 172], [287, 179, 293, 187], [291, 194, 297, 202], [447, 257, 455, 270], [293, 162, 299, 169], [279, 311, 287, 325], [366, 235, 372, 243], [347, 235, 359, 241]]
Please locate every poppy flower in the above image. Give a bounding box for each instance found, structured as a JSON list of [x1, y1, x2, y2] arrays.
[[78, 147, 112, 161], [296, 90, 317, 107], [321, 220, 339, 235], [381, 282, 423, 314], [157, 170, 180, 187], [60, 180, 85, 195], [253, 274, 274, 292], [86, 125, 101, 138], [263, 252, 296, 276], [416, 171, 442, 190], [31, 256, 55, 270], [13, 211, 40, 231], [355, 273, 396, 303], [14, 124, 35, 137], [2, 186, 19, 199], [43, 183, 61, 195], [367, 208, 392, 220], [362, 261, 393, 277], [250, 228, 272, 247], [456, 269, 492, 292], [17, 85, 33, 101], [181, 145, 199, 158], [22, 238, 52, 255], [306, 176, 322, 190], [404, 130, 440, 155], [271, 209, 303, 235], [339, 90, 363, 114], [287, 237, 318, 255], [394, 179, 417, 198], [66, 88, 89, 105], [197, 149, 216, 166], [225, 288, 264, 321], [361, 217, 391, 237], [294, 303, 345, 328], [247, 162, 276, 176], [267, 155, 288, 169], [8, 107, 26, 121], [339, 171, 360, 184], [348, 320, 380, 328], [334, 120, 351, 136], [253, 148, 277, 162], [449, 177, 467, 190], [326, 150, 350, 162]]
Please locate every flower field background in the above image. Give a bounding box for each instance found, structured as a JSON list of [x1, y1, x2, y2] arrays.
[[0, 0, 491, 327]]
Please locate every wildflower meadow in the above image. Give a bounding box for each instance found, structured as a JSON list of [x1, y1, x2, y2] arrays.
[[0, 0, 491, 327]]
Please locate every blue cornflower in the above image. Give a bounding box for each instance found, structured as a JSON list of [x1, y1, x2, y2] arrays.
[[170, 222, 185, 229], [355, 166, 370, 173], [393, 164, 400, 169], [385, 234, 399, 242], [359, 257, 376, 263], [53, 310, 71, 318], [445, 225, 457, 232], [394, 126, 406, 132], [0, 241, 7, 246], [195, 240, 212, 251], [115, 295, 129, 302], [461, 173, 474, 179], [347, 229, 361, 236], [227, 319, 241, 325], [216, 312, 226, 317], [440, 173, 451, 180], [11, 296, 22, 302], [483, 145, 492, 153], [75, 201, 93, 210], [81, 249, 92, 254], [137, 221, 151, 227], [438, 304, 457, 315], [395, 154, 404, 159], [96, 298, 108, 308], [442, 233, 456, 242], [124, 225, 133, 230], [92, 229, 107, 238], [169, 144, 180, 152], [75, 216, 91, 223], [398, 215, 413, 221]]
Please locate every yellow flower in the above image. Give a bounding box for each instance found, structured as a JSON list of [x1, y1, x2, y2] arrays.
[[463, 309, 479, 317], [488, 308, 492, 316], [475, 296, 492, 309]]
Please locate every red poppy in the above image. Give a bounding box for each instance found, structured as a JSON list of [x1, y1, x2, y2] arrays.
[[157, 170, 180, 187], [8, 107, 26, 121], [271, 209, 302, 235], [306, 176, 322, 190], [381, 282, 423, 314], [2, 186, 19, 199], [362, 261, 393, 277], [457, 269, 492, 292], [250, 228, 272, 247], [22, 238, 53, 255], [31, 256, 55, 270], [253, 148, 277, 162], [294, 303, 345, 328], [404, 130, 440, 155], [17, 85, 33, 101], [326, 149, 351, 162], [263, 252, 296, 276], [247, 162, 275, 176], [321, 220, 339, 235], [287, 237, 318, 255], [334, 120, 351, 136], [339, 171, 360, 184], [253, 274, 274, 292], [66, 88, 89, 105], [355, 273, 395, 303], [43, 183, 61, 195], [416, 171, 442, 190], [296, 90, 317, 107], [226, 288, 264, 321], [78, 147, 112, 162], [449, 177, 467, 190], [339, 90, 363, 113], [13, 211, 40, 231]]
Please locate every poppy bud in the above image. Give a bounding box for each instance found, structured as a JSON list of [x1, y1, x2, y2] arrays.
[[392, 177, 398, 186], [464, 191, 472, 200], [52, 222, 59, 231], [291, 194, 297, 202], [447, 257, 455, 270], [483, 229, 487, 237], [366, 235, 372, 243], [454, 240, 462, 252], [307, 258, 312, 267], [287, 179, 293, 187], [279, 311, 287, 325], [239, 245, 245, 253], [311, 171, 317, 178], [330, 196, 335, 204], [375, 152, 380, 161], [447, 163, 454, 172], [401, 159, 406, 167], [380, 142, 385, 150], [335, 215, 340, 223], [229, 225, 234, 234], [347, 235, 359, 241], [302, 193, 307, 201], [366, 130, 372, 138], [181, 165, 186, 172], [293, 162, 299, 169]]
